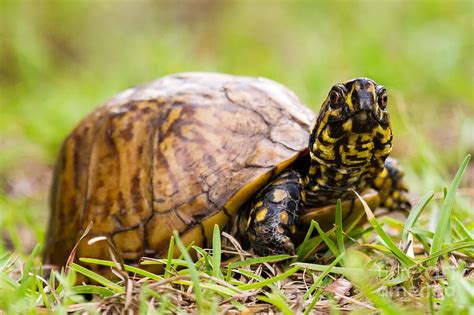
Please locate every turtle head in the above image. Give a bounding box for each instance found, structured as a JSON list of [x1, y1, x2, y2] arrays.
[[310, 77, 392, 156], [305, 78, 393, 205], [322, 77, 389, 130]]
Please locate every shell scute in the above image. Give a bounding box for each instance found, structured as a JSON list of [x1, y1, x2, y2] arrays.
[[43, 72, 315, 266]]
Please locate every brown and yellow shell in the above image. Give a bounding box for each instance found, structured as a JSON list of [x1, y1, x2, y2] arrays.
[[43, 72, 315, 269]]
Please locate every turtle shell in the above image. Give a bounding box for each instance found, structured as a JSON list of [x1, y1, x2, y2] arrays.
[[43, 72, 316, 268]]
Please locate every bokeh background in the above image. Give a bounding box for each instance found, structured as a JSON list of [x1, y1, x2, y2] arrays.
[[1, 0, 472, 255]]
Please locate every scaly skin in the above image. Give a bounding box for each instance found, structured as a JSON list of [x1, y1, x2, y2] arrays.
[[239, 78, 411, 255]]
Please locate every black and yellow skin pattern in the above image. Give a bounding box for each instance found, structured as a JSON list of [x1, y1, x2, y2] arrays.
[[239, 78, 411, 255], [235, 169, 305, 255]]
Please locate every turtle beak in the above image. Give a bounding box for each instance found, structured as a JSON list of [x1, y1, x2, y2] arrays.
[[349, 78, 377, 114], [357, 90, 375, 112]]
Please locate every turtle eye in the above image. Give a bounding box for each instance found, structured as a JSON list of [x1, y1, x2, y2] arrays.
[[377, 89, 388, 110], [328, 89, 344, 109]]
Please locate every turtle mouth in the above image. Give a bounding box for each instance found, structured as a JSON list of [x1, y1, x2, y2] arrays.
[[328, 109, 382, 134], [350, 110, 380, 133], [329, 109, 380, 124]]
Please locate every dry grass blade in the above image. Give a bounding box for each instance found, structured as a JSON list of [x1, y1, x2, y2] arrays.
[[65, 221, 93, 273]]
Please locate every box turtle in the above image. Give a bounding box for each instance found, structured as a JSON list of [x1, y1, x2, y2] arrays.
[[43, 72, 410, 273]]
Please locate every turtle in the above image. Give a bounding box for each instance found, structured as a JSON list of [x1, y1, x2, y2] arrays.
[[43, 72, 410, 274]]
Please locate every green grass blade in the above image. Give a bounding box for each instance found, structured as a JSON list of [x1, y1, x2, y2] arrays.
[[452, 216, 473, 241], [296, 234, 324, 262], [176, 280, 240, 296], [236, 266, 300, 291], [296, 220, 322, 260], [36, 276, 51, 309], [172, 231, 203, 312], [302, 220, 318, 246], [71, 284, 116, 297], [192, 246, 212, 269], [383, 270, 410, 286], [314, 221, 340, 257], [141, 258, 188, 267], [212, 224, 223, 279], [410, 227, 435, 238], [420, 241, 474, 263], [165, 235, 175, 279], [228, 254, 292, 269], [70, 263, 124, 293], [232, 269, 284, 295], [303, 253, 344, 300], [335, 199, 345, 259], [354, 190, 415, 267], [430, 154, 471, 267], [258, 291, 293, 315], [369, 217, 415, 267], [303, 289, 323, 315], [20, 244, 41, 284], [402, 191, 434, 247], [293, 262, 388, 278], [79, 258, 163, 281]]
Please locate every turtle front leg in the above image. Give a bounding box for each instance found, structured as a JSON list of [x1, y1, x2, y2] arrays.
[[239, 169, 305, 256], [372, 157, 411, 212]]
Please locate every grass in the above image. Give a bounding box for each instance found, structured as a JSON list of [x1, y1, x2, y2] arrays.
[[1, 0, 473, 313], [1, 154, 472, 313]]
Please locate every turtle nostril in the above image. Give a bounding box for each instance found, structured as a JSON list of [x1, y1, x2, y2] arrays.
[[360, 98, 372, 111]]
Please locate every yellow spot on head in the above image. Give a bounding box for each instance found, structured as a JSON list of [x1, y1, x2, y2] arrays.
[[346, 89, 355, 111], [342, 119, 353, 132], [392, 191, 400, 199], [255, 201, 263, 208], [290, 224, 296, 234], [255, 208, 268, 222], [374, 176, 385, 189], [280, 211, 289, 225], [272, 189, 289, 202]]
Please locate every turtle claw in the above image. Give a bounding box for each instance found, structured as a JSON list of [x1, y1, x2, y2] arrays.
[[251, 230, 296, 256]]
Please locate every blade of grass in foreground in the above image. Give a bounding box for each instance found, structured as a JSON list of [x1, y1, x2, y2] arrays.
[[71, 285, 115, 297], [297, 223, 337, 261], [420, 241, 474, 263], [314, 221, 339, 257], [296, 221, 333, 261], [293, 262, 388, 278], [79, 258, 163, 281], [172, 231, 203, 312], [452, 216, 473, 241], [165, 235, 175, 279], [228, 254, 292, 269], [20, 244, 41, 285], [70, 263, 124, 294], [430, 154, 470, 267], [354, 191, 415, 267], [236, 266, 300, 291], [303, 253, 344, 300], [258, 291, 293, 315], [335, 199, 345, 258], [212, 224, 224, 280], [402, 191, 434, 247]]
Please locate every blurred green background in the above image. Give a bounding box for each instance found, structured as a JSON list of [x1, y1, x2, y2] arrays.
[[0, 0, 472, 254]]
